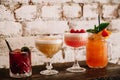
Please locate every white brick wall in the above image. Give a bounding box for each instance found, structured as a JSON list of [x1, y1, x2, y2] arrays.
[[0, 21, 22, 37], [63, 4, 82, 19], [0, 0, 120, 68], [32, 0, 71, 4], [83, 3, 98, 19], [102, 4, 119, 19], [41, 5, 62, 20], [24, 21, 69, 35], [73, 0, 93, 3], [15, 5, 37, 21], [0, 5, 15, 21]]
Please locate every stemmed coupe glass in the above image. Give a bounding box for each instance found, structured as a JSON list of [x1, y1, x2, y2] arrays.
[[64, 31, 88, 72], [35, 34, 63, 75]]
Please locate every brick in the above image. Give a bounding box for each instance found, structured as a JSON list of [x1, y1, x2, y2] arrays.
[[94, 0, 111, 3], [73, 0, 93, 3], [0, 5, 15, 21], [6, 37, 34, 50], [32, 0, 71, 4], [108, 32, 120, 63], [111, 19, 120, 31], [68, 20, 106, 30], [83, 4, 98, 19], [102, 4, 119, 19], [0, 55, 9, 68], [119, 9, 120, 18], [1, 0, 29, 5], [112, 0, 120, 3], [15, 5, 37, 21], [0, 21, 22, 37], [41, 6, 62, 20], [63, 4, 82, 19], [25, 21, 69, 35]]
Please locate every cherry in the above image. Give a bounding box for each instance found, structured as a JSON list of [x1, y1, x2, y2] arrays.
[[70, 29, 86, 33], [102, 29, 109, 37], [70, 29, 75, 33], [79, 29, 86, 33]]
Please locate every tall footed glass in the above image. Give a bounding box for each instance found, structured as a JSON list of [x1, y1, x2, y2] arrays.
[[35, 34, 63, 75], [64, 32, 88, 72]]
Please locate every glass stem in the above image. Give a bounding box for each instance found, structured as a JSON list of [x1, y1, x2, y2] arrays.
[[46, 58, 53, 70], [73, 48, 80, 68]]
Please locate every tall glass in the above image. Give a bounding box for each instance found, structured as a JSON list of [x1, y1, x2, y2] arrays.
[[86, 33, 110, 68], [35, 34, 63, 75], [64, 32, 88, 72]]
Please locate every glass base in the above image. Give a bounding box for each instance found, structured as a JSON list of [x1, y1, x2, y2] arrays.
[[10, 71, 32, 78], [66, 67, 86, 72], [40, 69, 58, 75]]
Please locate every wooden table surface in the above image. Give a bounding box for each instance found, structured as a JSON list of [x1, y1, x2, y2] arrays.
[[0, 61, 120, 80]]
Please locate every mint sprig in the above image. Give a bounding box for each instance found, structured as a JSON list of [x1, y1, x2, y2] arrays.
[[87, 23, 109, 33]]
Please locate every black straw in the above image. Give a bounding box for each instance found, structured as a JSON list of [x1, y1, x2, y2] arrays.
[[98, 14, 100, 25], [5, 39, 12, 52]]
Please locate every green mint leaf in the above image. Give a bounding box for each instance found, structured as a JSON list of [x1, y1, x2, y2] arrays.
[[98, 23, 109, 32], [86, 29, 95, 33], [86, 23, 109, 33]]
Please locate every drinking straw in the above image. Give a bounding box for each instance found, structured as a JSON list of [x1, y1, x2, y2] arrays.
[[5, 39, 12, 52], [98, 14, 100, 25]]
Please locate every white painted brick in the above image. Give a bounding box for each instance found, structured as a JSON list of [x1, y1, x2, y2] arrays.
[[32, 0, 71, 4], [0, 55, 9, 68], [0, 5, 15, 21], [25, 21, 69, 35], [94, 0, 111, 3], [83, 4, 98, 19], [108, 32, 120, 63], [1, 0, 29, 4], [6, 37, 35, 50], [0, 38, 9, 54], [73, 0, 93, 3], [0, 21, 22, 37], [102, 4, 119, 19], [118, 8, 120, 18], [68, 20, 105, 30], [0, 21, 22, 54], [112, 0, 120, 3], [63, 4, 82, 18], [111, 19, 120, 31], [15, 5, 37, 21], [41, 6, 62, 20]]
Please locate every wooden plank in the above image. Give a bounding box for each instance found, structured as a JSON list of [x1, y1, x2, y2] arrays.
[[0, 61, 120, 80]]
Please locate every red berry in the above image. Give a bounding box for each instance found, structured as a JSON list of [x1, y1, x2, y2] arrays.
[[102, 29, 109, 37], [75, 30, 79, 33], [70, 29, 75, 33], [79, 29, 86, 33]]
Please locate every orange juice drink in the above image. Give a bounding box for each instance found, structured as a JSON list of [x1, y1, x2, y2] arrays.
[[86, 34, 108, 68]]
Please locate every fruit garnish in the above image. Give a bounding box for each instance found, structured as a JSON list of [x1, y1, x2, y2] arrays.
[[76, 30, 79, 33], [70, 29, 75, 33], [21, 46, 30, 53], [86, 22, 112, 39], [87, 23, 109, 34], [102, 29, 111, 37], [102, 29, 109, 37], [79, 29, 86, 33], [70, 29, 86, 33]]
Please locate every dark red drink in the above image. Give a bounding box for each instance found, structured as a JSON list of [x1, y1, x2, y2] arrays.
[[9, 48, 32, 78]]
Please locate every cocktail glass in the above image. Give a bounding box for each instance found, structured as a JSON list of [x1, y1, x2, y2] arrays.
[[35, 34, 63, 75], [86, 33, 112, 68], [64, 32, 88, 72], [9, 49, 32, 78]]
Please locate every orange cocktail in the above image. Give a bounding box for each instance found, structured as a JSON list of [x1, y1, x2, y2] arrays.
[[86, 34, 108, 68]]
